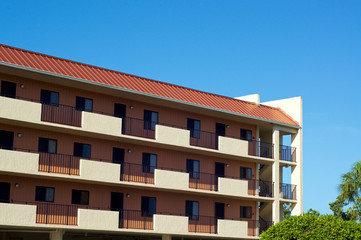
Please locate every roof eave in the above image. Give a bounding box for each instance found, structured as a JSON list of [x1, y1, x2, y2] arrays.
[[0, 61, 301, 129]]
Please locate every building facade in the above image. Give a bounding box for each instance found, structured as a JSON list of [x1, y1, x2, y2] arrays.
[[0, 44, 302, 240]]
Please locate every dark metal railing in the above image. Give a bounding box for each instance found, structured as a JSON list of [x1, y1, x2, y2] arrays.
[[248, 140, 274, 159], [190, 130, 216, 150], [120, 162, 154, 184], [119, 209, 153, 230], [41, 104, 82, 127], [248, 179, 274, 197], [39, 152, 80, 175], [279, 145, 296, 162], [189, 172, 218, 191], [123, 117, 155, 139], [189, 215, 217, 234], [280, 183, 297, 200], [36, 202, 78, 225]]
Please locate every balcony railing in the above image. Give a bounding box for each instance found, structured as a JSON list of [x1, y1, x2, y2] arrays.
[[39, 152, 80, 175], [248, 140, 274, 159], [121, 162, 155, 184], [189, 172, 218, 191], [36, 202, 78, 225], [190, 130, 217, 150], [248, 179, 274, 197], [123, 117, 155, 139], [41, 104, 82, 127], [189, 215, 217, 234], [119, 209, 153, 230], [280, 183, 297, 200], [280, 145, 296, 162]]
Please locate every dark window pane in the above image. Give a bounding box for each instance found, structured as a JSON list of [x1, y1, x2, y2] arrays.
[[0, 182, 10, 203], [41, 90, 59, 106], [186, 159, 200, 179], [74, 142, 91, 158], [142, 153, 157, 173], [0, 130, 14, 150], [240, 167, 252, 180], [38, 138, 57, 154], [187, 119, 200, 139], [186, 200, 199, 220], [240, 206, 252, 218], [76, 97, 93, 112], [35, 186, 54, 202], [144, 110, 158, 130], [0, 81, 16, 98], [141, 196, 156, 217], [72, 190, 89, 205], [240, 129, 252, 141], [114, 103, 126, 118]]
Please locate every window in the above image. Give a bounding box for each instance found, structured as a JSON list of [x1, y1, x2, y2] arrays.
[[0, 182, 10, 203], [186, 200, 199, 220], [35, 186, 55, 202], [240, 129, 252, 141], [240, 167, 252, 180], [187, 118, 201, 138], [186, 159, 200, 179], [240, 206, 252, 218], [76, 96, 93, 112], [40, 89, 59, 106], [141, 196, 156, 217], [38, 137, 57, 154], [114, 103, 126, 118], [73, 142, 91, 158], [0, 130, 14, 150], [142, 153, 157, 173], [144, 110, 158, 130], [72, 190, 89, 205], [0, 81, 16, 98]]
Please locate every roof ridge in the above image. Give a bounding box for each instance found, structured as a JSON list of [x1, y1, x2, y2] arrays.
[[0, 43, 263, 108]]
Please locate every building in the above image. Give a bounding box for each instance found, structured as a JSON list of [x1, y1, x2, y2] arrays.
[[0, 44, 302, 240]]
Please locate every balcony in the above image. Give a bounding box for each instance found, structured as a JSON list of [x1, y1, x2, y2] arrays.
[[1, 202, 272, 237], [248, 140, 274, 159], [280, 183, 297, 200], [280, 145, 296, 162]]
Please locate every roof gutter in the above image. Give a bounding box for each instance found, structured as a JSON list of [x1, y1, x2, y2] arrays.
[[0, 61, 301, 129]]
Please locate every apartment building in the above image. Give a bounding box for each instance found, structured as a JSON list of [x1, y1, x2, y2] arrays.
[[0, 44, 302, 240]]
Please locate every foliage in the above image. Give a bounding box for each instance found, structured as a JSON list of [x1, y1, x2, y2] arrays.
[[260, 209, 361, 239], [282, 203, 292, 220], [329, 160, 361, 221]]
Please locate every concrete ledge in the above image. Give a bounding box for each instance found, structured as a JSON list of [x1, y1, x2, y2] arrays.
[[217, 219, 248, 238], [154, 169, 189, 190], [156, 125, 190, 147], [78, 208, 119, 230], [82, 112, 122, 136], [0, 149, 39, 174], [218, 177, 249, 197], [154, 214, 189, 234], [218, 136, 248, 156], [0, 203, 36, 226], [0, 96, 41, 123], [80, 160, 121, 183]]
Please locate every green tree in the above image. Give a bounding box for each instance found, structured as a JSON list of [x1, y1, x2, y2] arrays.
[[260, 210, 361, 239], [330, 160, 361, 221]]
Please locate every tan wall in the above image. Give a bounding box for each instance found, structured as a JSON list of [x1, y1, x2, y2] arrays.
[[0, 73, 257, 139], [0, 175, 256, 220], [0, 124, 257, 179]]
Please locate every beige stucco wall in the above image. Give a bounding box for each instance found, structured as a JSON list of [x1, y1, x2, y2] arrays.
[[0, 149, 39, 174], [80, 160, 120, 183], [154, 169, 189, 190], [82, 111, 122, 137], [155, 125, 190, 147], [153, 214, 189, 234], [217, 219, 248, 238], [218, 136, 248, 157], [0, 96, 41, 123], [0, 203, 36, 227], [78, 208, 119, 230], [218, 177, 249, 197]]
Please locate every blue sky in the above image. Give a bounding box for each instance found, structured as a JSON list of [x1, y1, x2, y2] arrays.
[[1, 0, 361, 214]]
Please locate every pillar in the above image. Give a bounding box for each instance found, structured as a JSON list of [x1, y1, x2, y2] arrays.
[[50, 230, 64, 240]]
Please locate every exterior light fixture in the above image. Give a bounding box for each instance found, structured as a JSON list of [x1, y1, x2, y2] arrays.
[[20, 84, 25, 88], [17, 133, 22, 137], [15, 183, 20, 188], [127, 149, 132, 153], [226, 164, 230, 167], [126, 194, 131, 198], [129, 105, 134, 110], [226, 125, 230, 128], [226, 203, 230, 208]]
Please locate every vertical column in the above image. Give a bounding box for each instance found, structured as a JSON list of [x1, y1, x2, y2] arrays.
[[272, 128, 280, 223], [291, 129, 303, 215], [49, 229, 64, 240], [162, 234, 172, 240]]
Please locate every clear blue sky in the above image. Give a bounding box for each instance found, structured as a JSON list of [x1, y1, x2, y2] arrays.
[[1, 0, 361, 214]]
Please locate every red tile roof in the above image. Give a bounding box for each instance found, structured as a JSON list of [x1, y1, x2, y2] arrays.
[[0, 44, 299, 126]]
